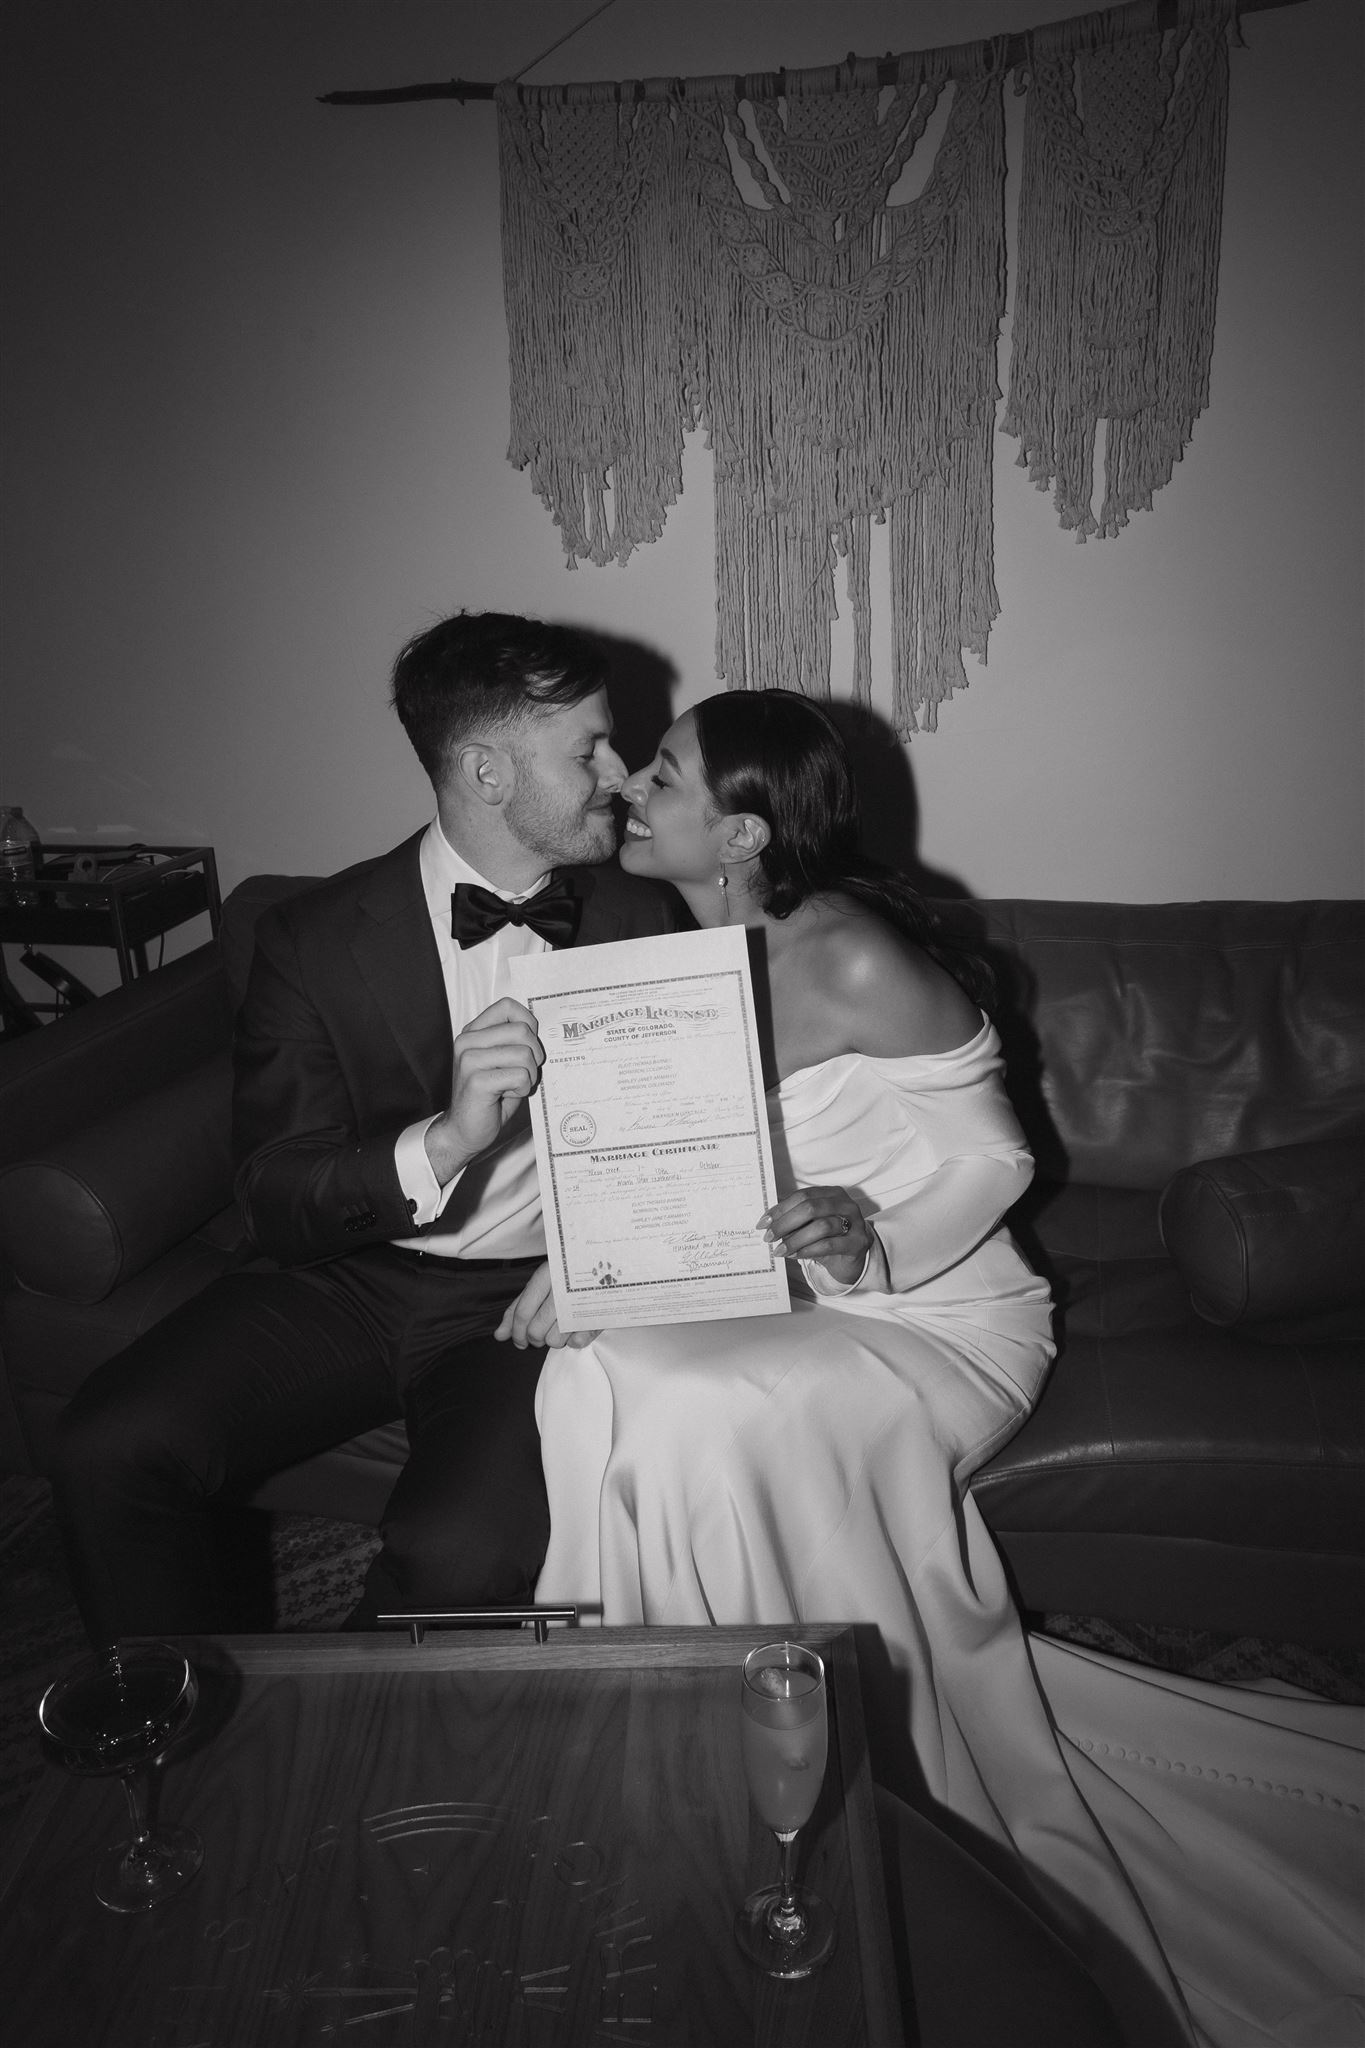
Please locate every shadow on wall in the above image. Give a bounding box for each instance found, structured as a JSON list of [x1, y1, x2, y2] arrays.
[[592, 649, 979, 909], [593, 632, 679, 779], [823, 700, 973, 902]]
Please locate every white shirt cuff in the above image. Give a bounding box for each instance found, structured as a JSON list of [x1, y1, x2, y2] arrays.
[[395, 1116, 461, 1226]]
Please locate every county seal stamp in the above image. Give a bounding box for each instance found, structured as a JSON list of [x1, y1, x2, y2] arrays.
[[559, 1110, 596, 1147]]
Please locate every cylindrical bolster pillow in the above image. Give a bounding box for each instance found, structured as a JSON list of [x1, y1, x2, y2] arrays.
[[1158, 1137, 1365, 1331], [0, 1053, 234, 1303]]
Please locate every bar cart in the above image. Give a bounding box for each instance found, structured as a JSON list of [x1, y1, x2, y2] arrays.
[[0, 843, 220, 1033]]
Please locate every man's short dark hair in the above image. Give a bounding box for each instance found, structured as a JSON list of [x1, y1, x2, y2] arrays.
[[391, 610, 610, 784]]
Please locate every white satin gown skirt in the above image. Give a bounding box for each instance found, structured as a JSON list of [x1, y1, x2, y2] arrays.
[[535, 1041, 1363, 2047]]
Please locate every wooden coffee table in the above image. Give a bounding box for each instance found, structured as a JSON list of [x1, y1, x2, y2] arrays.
[[1, 1625, 903, 2046]]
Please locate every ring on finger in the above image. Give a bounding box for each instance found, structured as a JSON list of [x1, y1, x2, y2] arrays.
[[836, 1214, 851, 1235]]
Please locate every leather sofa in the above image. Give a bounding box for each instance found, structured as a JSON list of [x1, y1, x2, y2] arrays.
[[1, 884, 1361, 1649]]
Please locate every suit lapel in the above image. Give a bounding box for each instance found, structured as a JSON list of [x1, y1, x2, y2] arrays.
[[340, 849, 664, 1106], [351, 834, 452, 1103]]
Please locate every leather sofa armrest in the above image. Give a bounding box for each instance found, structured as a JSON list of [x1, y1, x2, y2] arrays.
[[1158, 1137, 1365, 1342], [0, 1053, 234, 1303]]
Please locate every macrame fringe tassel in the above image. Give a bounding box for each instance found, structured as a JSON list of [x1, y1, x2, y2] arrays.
[[680, 56, 1005, 736], [498, 91, 689, 568], [1002, 0, 1232, 541]]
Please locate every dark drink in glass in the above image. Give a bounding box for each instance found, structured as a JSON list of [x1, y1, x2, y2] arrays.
[[39, 1643, 203, 1913]]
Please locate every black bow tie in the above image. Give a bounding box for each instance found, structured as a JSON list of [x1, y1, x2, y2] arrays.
[[451, 876, 581, 950]]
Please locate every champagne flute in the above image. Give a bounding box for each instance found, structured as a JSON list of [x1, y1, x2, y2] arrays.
[[38, 1641, 203, 1913], [734, 1640, 836, 1978]]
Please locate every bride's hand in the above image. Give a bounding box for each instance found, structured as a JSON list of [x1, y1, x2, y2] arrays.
[[760, 1187, 872, 1285], [495, 1261, 600, 1351]]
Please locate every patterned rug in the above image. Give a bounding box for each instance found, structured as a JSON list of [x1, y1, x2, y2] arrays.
[[1033, 1609, 1365, 1705], [3, 1477, 1360, 1859]]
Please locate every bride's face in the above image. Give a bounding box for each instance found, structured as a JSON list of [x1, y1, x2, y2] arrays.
[[619, 711, 728, 887]]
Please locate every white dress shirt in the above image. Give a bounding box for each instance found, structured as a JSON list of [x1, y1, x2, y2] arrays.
[[391, 818, 555, 1260]]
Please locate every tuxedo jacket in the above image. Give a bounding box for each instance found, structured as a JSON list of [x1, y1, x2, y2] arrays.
[[233, 831, 677, 1267]]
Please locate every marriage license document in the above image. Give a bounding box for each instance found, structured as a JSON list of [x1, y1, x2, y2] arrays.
[[509, 925, 791, 1333]]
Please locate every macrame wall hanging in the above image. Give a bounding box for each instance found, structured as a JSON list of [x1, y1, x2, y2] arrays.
[[493, 0, 1236, 734], [675, 50, 1006, 737], [1002, 0, 1234, 539], [498, 92, 688, 569]]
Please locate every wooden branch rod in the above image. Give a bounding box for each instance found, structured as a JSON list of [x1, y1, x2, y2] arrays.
[[318, 0, 1305, 106]]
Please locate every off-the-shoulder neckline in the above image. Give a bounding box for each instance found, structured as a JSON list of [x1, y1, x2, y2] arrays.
[[767, 1014, 993, 1094]]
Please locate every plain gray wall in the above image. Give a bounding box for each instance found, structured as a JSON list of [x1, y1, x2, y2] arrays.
[[2, 1, 1360, 998]]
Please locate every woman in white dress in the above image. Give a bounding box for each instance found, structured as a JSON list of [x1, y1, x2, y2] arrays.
[[511, 691, 1361, 2048]]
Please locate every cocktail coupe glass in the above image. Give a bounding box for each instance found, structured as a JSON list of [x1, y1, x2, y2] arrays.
[[38, 1641, 203, 1913], [734, 1640, 836, 1978]]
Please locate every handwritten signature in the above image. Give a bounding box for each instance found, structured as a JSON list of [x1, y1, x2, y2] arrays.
[[622, 1107, 708, 1132]]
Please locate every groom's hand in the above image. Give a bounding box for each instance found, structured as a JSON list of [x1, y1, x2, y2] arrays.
[[424, 996, 545, 1185], [495, 1261, 599, 1351]]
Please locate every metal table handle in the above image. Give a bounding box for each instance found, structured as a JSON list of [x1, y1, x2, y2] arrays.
[[377, 1606, 579, 1645]]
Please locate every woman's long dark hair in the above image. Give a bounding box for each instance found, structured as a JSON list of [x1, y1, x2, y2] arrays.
[[692, 689, 996, 1013]]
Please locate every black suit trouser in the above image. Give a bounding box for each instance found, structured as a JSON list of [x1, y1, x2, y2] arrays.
[[49, 1244, 549, 1644]]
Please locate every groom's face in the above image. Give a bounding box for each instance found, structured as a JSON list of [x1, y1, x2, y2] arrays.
[[504, 687, 627, 870]]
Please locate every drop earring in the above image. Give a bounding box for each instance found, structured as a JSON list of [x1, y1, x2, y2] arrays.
[[717, 871, 730, 921]]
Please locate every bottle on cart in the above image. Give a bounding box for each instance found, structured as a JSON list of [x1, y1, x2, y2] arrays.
[[0, 807, 42, 909]]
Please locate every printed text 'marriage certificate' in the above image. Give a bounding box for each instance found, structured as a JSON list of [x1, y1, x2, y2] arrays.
[[509, 926, 791, 1331]]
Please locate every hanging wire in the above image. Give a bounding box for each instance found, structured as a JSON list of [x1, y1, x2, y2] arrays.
[[317, 0, 1302, 105], [511, 0, 622, 85]]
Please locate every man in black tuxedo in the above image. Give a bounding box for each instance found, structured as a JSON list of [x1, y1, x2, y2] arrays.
[[51, 611, 676, 1642]]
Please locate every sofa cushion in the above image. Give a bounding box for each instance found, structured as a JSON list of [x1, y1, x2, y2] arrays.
[[933, 899, 1365, 1188], [972, 1323, 1365, 1557], [0, 943, 230, 1163], [1159, 1139, 1365, 1341], [1025, 1180, 1168, 1266], [1011, 1181, 1193, 1341], [0, 1055, 234, 1302], [220, 874, 323, 1012], [4, 1212, 247, 1404]]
